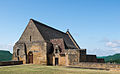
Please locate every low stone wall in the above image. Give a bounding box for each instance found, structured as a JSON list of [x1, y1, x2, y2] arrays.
[[0, 61, 23, 66], [72, 62, 120, 71]]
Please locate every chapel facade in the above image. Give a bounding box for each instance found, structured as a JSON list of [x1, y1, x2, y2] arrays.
[[13, 19, 104, 66]]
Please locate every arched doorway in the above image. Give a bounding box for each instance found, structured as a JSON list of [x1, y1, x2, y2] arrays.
[[28, 51, 33, 64], [17, 49, 20, 61], [55, 58, 59, 65]]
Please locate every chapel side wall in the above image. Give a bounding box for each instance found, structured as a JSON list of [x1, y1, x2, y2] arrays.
[[18, 20, 44, 43], [29, 42, 47, 65], [13, 19, 46, 64], [51, 54, 68, 66], [67, 49, 79, 65], [48, 54, 53, 65], [13, 43, 27, 64], [46, 42, 54, 65], [86, 55, 97, 62], [12, 45, 18, 61], [59, 54, 68, 66], [79, 49, 86, 62]]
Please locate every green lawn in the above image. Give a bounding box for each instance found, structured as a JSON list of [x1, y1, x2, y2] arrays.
[[0, 64, 119, 74]]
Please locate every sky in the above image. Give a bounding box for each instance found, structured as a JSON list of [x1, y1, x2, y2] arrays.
[[0, 0, 120, 56]]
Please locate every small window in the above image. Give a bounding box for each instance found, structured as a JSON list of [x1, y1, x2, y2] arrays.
[[17, 49, 20, 56], [30, 36, 31, 41]]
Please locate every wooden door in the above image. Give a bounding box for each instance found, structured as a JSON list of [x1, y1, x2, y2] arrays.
[[28, 52, 33, 64], [55, 58, 58, 65]]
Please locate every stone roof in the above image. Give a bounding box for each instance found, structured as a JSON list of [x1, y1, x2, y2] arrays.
[[31, 19, 79, 49]]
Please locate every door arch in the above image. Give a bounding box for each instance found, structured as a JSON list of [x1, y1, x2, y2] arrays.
[[17, 49, 20, 61], [55, 58, 59, 65], [28, 51, 33, 64]]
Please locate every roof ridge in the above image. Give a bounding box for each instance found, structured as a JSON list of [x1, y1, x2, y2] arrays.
[[31, 19, 67, 35], [66, 31, 80, 49]]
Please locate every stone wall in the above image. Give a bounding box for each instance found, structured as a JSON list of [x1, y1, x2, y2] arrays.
[[13, 41, 47, 65], [47, 54, 53, 65], [47, 53, 68, 66], [79, 49, 86, 62], [28, 42, 47, 65], [19, 20, 44, 43], [97, 58, 105, 63], [59, 54, 68, 66], [86, 55, 97, 62], [0, 61, 23, 66], [74, 62, 120, 71], [13, 43, 27, 64], [13, 20, 46, 64], [67, 49, 79, 65]]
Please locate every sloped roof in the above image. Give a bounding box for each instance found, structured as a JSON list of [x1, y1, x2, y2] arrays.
[[31, 19, 78, 49]]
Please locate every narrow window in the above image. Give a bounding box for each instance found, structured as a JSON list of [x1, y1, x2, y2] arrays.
[[30, 36, 31, 41], [17, 49, 20, 61], [17, 49, 20, 55]]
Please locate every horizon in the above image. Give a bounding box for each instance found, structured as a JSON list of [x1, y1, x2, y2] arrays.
[[0, 0, 120, 56]]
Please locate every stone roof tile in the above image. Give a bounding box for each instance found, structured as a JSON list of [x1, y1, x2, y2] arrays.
[[31, 19, 78, 49]]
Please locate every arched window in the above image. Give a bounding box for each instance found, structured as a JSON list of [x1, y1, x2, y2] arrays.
[[17, 49, 20, 56], [17, 49, 20, 61]]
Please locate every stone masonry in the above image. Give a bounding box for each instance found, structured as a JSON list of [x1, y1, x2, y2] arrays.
[[13, 19, 104, 66]]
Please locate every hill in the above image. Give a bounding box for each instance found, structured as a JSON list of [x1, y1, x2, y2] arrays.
[[97, 53, 120, 64], [0, 50, 12, 61]]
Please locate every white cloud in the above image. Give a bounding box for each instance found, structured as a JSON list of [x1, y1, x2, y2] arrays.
[[87, 39, 120, 56], [111, 48, 120, 52], [87, 48, 114, 56], [105, 40, 120, 53], [106, 41, 120, 48], [0, 43, 15, 53]]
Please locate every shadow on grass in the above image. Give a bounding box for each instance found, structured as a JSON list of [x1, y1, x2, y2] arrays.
[[66, 66, 110, 71]]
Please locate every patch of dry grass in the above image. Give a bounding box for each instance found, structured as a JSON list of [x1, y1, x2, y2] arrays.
[[0, 64, 119, 74]]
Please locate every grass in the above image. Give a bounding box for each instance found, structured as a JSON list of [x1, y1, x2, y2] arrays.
[[0, 64, 120, 74]]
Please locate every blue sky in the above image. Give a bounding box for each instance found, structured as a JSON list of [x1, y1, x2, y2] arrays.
[[0, 0, 120, 56]]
